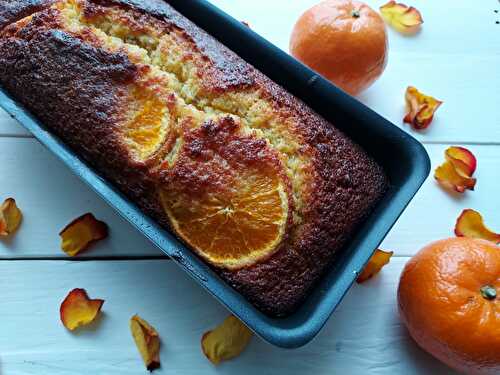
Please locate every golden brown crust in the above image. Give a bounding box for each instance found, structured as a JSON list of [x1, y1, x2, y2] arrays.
[[0, 0, 55, 30], [0, 0, 387, 316]]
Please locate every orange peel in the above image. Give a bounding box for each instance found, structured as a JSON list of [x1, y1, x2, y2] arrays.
[[130, 315, 161, 372], [380, 1, 423, 34], [59, 213, 108, 256], [0, 198, 22, 237], [455, 209, 500, 244], [60, 288, 104, 331], [403, 86, 443, 130], [201, 315, 253, 365], [357, 249, 393, 283]]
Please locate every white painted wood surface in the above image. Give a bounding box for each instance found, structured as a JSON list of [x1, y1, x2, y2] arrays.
[[0, 259, 457, 375], [0, 0, 498, 374]]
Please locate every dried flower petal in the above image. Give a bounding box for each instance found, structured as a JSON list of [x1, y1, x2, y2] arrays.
[[435, 146, 477, 193], [455, 209, 500, 244], [445, 146, 477, 177], [60, 288, 104, 331], [130, 315, 161, 372], [0, 198, 22, 237], [201, 315, 253, 365], [60, 213, 108, 256], [403, 86, 443, 130], [380, 1, 423, 34], [435, 156, 476, 194], [357, 249, 394, 283]]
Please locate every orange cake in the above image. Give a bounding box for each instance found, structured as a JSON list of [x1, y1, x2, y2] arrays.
[[0, 0, 387, 316]]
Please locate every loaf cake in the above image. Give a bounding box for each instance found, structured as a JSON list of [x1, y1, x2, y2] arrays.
[[0, 0, 387, 316]]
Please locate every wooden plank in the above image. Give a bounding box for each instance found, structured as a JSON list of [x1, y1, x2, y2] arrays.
[[1, 0, 499, 143], [0, 258, 459, 374], [357, 53, 500, 144], [209, 0, 500, 144], [1, 138, 498, 258], [0, 138, 159, 258], [0, 108, 29, 137]]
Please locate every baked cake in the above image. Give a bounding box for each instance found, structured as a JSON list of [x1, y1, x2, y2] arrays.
[[0, 0, 387, 316]]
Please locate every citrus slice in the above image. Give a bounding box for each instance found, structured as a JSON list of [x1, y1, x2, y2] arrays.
[[160, 170, 288, 269], [122, 88, 170, 161]]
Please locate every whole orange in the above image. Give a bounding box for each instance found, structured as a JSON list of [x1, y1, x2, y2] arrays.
[[289, 0, 388, 95], [398, 238, 500, 375]]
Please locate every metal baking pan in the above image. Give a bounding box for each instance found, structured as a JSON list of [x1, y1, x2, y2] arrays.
[[0, 0, 430, 348]]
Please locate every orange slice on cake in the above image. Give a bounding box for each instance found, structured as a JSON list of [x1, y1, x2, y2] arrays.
[[160, 170, 288, 269], [158, 118, 290, 269], [122, 84, 171, 161]]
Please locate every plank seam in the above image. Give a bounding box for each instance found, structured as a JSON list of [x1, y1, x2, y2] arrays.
[[1, 134, 500, 145], [0, 254, 414, 261]]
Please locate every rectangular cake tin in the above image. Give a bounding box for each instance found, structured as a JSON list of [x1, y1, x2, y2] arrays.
[[0, 0, 430, 348]]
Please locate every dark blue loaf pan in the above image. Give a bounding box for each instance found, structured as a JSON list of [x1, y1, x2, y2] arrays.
[[0, 0, 430, 348]]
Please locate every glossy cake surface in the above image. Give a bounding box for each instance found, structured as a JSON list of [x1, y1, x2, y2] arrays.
[[0, 0, 387, 316]]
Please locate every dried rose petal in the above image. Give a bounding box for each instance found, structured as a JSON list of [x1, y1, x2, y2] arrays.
[[445, 146, 477, 177], [455, 209, 500, 244], [435, 146, 477, 193], [403, 86, 443, 130], [59, 213, 108, 256], [60, 288, 104, 331], [201, 315, 253, 365], [130, 315, 161, 372], [357, 249, 394, 283], [435, 161, 476, 193], [380, 1, 423, 34], [0, 198, 22, 237]]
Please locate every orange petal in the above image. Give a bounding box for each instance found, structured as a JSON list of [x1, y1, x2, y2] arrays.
[[130, 315, 161, 372], [60, 288, 104, 331], [59, 213, 108, 256], [445, 146, 477, 177], [0, 198, 22, 237], [357, 249, 393, 283], [380, 1, 423, 34], [403, 86, 443, 130], [201, 315, 253, 365], [434, 160, 476, 193], [455, 209, 500, 244]]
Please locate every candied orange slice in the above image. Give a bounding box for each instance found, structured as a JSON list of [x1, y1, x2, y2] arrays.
[[160, 170, 288, 269], [123, 88, 170, 160]]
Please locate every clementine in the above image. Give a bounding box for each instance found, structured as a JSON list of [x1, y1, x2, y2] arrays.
[[289, 0, 388, 95], [398, 238, 500, 375]]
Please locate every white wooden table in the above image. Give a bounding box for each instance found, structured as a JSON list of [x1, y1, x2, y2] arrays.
[[0, 1, 498, 373]]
